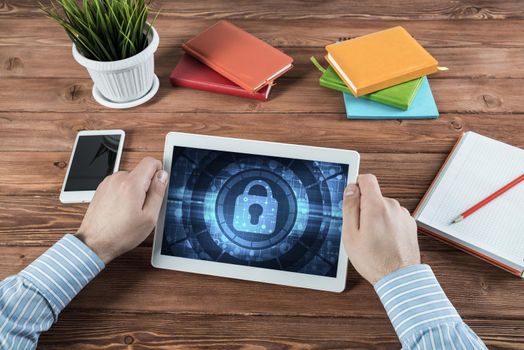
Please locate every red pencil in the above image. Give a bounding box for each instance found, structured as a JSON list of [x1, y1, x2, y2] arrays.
[[452, 173, 524, 224]]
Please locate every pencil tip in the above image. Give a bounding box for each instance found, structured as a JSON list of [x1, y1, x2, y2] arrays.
[[452, 216, 463, 224]]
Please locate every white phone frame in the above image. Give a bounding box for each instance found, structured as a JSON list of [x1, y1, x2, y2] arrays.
[[59, 129, 125, 204], [152, 132, 360, 292]]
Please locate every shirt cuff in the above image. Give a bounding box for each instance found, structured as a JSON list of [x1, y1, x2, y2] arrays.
[[19, 234, 105, 315], [374, 264, 462, 341]]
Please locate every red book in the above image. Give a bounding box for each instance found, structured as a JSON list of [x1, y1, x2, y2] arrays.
[[170, 54, 272, 101]]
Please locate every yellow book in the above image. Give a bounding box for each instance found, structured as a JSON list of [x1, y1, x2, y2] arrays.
[[325, 26, 438, 96]]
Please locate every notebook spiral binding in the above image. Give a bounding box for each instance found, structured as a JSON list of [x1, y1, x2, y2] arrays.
[[336, 37, 352, 43]]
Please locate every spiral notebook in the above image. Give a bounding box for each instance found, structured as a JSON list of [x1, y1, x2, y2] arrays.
[[414, 132, 524, 277]]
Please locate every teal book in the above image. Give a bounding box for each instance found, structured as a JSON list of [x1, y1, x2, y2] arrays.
[[343, 76, 439, 120], [311, 57, 422, 110]]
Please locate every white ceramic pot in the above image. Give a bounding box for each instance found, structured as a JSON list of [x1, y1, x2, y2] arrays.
[[72, 24, 159, 104]]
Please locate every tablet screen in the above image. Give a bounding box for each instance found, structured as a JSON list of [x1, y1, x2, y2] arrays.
[[161, 146, 348, 277]]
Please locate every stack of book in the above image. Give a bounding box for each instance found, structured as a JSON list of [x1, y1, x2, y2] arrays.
[[170, 20, 293, 101], [312, 26, 440, 119]]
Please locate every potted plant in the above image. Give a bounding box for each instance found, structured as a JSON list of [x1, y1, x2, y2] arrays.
[[41, 0, 160, 108]]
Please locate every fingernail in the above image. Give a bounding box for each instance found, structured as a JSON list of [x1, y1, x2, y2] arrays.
[[345, 184, 357, 196], [157, 170, 168, 184]]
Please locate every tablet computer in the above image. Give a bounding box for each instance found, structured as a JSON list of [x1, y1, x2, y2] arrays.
[[152, 132, 359, 292]]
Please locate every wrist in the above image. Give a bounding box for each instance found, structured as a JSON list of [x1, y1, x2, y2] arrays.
[[373, 264, 460, 341], [372, 260, 421, 285], [373, 263, 424, 287], [75, 231, 115, 264]]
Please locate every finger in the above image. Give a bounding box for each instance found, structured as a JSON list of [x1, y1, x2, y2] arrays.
[[143, 170, 169, 220], [129, 157, 163, 193], [358, 174, 383, 201], [343, 183, 361, 233]]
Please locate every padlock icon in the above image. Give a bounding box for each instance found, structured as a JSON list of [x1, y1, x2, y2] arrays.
[[233, 180, 278, 235]]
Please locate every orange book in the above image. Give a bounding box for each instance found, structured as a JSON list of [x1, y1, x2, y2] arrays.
[[325, 26, 438, 96], [182, 20, 293, 92]]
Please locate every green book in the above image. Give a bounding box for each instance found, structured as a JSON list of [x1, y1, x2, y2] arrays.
[[311, 57, 423, 110]]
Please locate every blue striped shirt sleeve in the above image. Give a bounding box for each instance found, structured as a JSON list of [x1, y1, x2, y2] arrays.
[[374, 264, 488, 350], [0, 234, 104, 350]]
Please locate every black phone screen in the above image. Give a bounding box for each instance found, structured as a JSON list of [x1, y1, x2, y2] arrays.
[[64, 134, 121, 191]]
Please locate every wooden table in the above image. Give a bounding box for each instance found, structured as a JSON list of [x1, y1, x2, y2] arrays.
[[1, 1, 524, 348]]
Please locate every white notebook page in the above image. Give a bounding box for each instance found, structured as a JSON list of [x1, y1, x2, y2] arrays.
[[417, 132, 524, 268]]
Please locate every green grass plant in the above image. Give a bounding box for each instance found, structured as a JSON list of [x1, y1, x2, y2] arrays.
[[40, 0, 159, 61]]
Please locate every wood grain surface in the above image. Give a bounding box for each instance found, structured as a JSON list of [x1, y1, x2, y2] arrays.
[[1, 0, 523, 349]]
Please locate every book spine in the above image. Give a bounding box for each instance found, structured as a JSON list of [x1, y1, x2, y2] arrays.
[[182, 44, 257, 92], [170, 76, 267, 101], [417, 226, 523, 277], [413, 132, 466, 217]]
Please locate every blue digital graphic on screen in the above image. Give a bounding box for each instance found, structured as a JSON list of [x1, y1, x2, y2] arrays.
[[161, 147, 349, 277]]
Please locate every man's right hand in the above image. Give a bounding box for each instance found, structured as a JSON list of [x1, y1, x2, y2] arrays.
[[342, 174, 420, 285]]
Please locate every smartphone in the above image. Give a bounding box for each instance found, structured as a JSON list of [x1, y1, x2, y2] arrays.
[[60, 130, 125, 203]]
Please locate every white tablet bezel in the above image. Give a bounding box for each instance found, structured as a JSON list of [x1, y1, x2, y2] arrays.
[[152, 132, 359, 292], [59, 129, 125, 204]]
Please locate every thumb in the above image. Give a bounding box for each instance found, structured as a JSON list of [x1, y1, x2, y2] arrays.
[[143, 169, 168, 219], [343, 183, 361, 233]]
